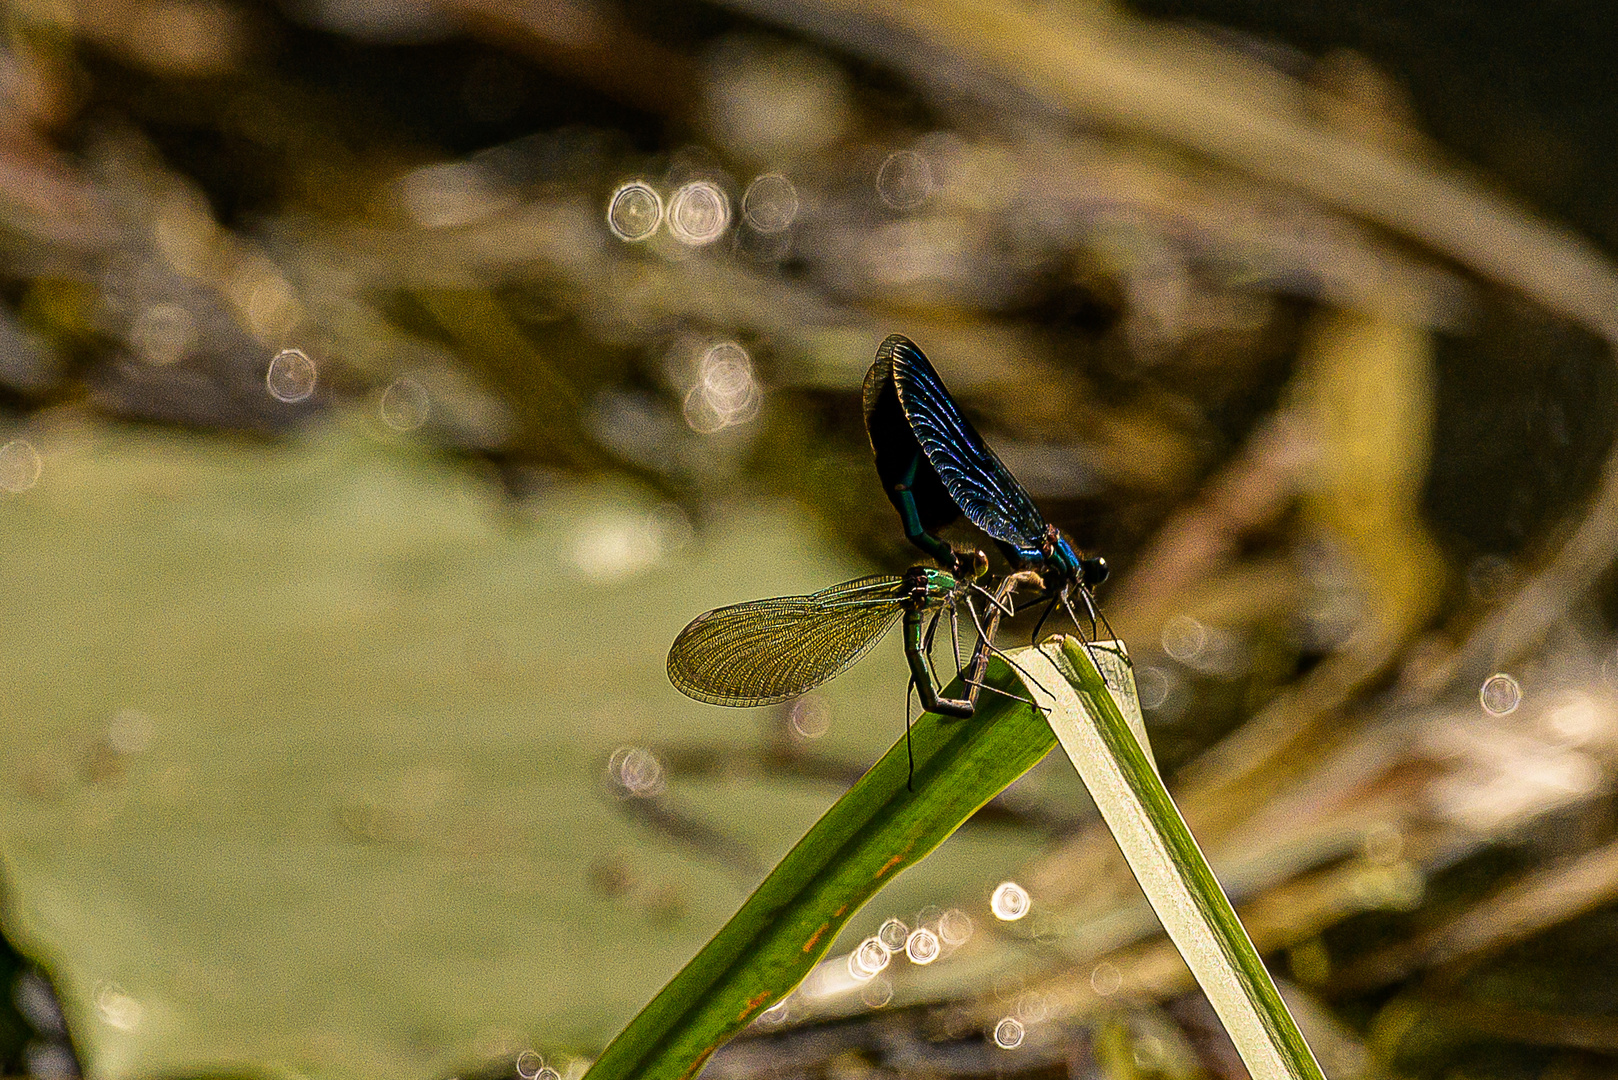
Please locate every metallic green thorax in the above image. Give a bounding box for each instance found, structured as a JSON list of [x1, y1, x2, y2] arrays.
[[899, 565, 974, 718], [903, 566, 957, 608]]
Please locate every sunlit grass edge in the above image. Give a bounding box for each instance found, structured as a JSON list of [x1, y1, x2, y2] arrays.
[[1039, 638, 1326, 1080]]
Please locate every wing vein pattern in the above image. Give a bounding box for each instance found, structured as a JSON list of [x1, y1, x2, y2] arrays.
[[884, 336, 1049, 549], [667, 575, 909, 707]]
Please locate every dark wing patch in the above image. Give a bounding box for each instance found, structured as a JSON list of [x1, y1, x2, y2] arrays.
[[863, 348, 961, 534], [881, 335, 1048, 549], [667, 575, 908, 707]]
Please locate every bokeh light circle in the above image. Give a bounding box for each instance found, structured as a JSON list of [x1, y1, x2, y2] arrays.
[[993, 1018, 1024, 1049], [990, 880, 1030, 921], [608, 181, 663, 241], [1480, 672, 1522, 716], [742, 173, 798, 233], [266, 348, 317, 403], [905, 927, 940, 965], [668, 181, 731, 246]]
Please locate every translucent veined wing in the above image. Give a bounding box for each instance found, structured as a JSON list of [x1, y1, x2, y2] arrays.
[[667, 575, 909, 708], [879, 335, 1049, 550]]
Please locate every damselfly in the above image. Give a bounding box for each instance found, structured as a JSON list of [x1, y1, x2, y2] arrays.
[[668, 561, 987, 718], [865, 334, 1114, 643]]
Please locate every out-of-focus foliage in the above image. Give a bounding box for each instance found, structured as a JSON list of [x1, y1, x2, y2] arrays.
[[0, 425, 1059, 1079], [1, 0, 1617, 1079]]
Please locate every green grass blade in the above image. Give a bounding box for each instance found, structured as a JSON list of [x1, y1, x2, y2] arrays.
[[582, 660, 1060, 1080], [588, 634, 1322, 1080], [1034, 637, 1326, 1080]]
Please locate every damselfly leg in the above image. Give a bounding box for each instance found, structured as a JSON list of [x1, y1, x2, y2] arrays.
[[921, 609, 946, 693], [1029, 594, 1060, 645], [959, 570, 1054, 711], [949, 605, 962, 675]]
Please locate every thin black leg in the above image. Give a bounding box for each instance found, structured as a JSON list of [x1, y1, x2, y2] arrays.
[[1030, 595, 1060, 644]]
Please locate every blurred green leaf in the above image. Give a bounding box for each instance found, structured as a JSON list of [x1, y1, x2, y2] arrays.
[[0, 418, 1058, 1080]]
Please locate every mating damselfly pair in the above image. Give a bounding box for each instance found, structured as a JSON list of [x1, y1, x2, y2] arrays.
[[667, 335, 1116, 767]]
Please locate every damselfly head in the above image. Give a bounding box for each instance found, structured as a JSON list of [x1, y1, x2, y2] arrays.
[[956, 548, 990, 582], [1081, 555, 1109, 588]]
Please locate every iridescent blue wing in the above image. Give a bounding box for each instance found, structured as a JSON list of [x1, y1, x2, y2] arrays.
[[863, 348, 962, 535], [667, 575, 908, 707], [878, 335, 1048, 550]]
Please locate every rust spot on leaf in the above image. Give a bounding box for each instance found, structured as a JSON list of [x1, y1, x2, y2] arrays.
[[678, 1047, 715, 1080], [802, 922, 830, 952], [874, 841, 917, 880], [737, 991, 772, 1022], [834, 904, 847, 917]]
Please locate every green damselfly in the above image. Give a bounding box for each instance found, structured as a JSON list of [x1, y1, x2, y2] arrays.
[[667, 555, 1047, 785]]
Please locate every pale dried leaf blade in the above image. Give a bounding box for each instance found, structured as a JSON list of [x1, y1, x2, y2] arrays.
[[1018, 637, 1325, 1080]]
